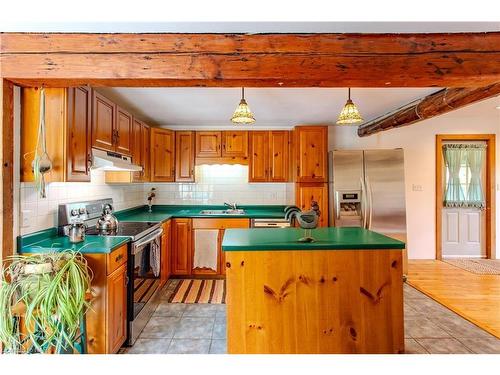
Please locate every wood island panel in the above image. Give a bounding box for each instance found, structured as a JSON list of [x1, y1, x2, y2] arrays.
[[225, 249, 404, 354]]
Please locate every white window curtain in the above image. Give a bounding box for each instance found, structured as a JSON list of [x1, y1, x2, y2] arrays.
[[443, 143, 486, 209]]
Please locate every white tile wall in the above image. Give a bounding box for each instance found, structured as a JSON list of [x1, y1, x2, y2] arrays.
[[19, 165, 295, 236]]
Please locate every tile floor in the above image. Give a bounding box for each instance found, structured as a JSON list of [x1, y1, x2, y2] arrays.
[[123, 279, 500, 354]]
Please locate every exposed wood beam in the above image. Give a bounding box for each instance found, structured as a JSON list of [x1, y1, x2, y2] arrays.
[[357, 83, 500, 137], [1, 32, 500, 87]]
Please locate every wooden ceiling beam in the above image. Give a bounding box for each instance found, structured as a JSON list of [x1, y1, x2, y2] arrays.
[[1, 32, 500, 87], [357, 82, 500, 137]]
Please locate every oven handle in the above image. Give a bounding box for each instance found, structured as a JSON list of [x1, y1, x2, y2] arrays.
[[132, 228, 163, 254]]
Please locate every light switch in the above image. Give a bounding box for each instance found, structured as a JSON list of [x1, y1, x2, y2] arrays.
[[412, 184, 423, 192], [21, 210, 32, 228]]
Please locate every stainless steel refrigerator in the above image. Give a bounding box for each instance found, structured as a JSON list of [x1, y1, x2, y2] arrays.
[[328, 149, 407, 243]]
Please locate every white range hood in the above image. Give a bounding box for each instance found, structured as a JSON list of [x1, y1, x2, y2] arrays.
[[92, 148, 142, 172]]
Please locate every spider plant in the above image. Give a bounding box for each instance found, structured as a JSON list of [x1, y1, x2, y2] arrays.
[[0, 251, 93, 354]]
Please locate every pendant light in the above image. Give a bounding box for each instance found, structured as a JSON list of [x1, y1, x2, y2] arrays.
[[231, 87, 255, 124], [336, 88, 363, 125]]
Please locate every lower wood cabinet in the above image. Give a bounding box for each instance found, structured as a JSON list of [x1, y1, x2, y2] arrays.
[[295, 183, 329, 227], [171, 218, 193, 276], [84, 244, 128, 354], [160, 220, 172, 286]]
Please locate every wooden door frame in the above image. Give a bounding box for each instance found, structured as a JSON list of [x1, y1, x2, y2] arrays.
[[435, 134, 496, 260]]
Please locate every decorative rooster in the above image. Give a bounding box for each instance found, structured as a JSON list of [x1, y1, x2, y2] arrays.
[[284, 201, 321, 242]]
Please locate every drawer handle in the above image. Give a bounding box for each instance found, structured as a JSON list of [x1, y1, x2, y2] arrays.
[[115, 254, 123, 262]]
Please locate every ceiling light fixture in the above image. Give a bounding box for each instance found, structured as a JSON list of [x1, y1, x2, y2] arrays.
[[231, 87, 255, 124], [336, 88, 363, 125]]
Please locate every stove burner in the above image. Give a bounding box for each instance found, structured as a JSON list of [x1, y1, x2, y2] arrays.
[[85, 221, 160, 241]]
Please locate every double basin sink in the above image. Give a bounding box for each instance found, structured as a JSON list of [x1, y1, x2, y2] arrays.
[[199, 209, 246, 216]]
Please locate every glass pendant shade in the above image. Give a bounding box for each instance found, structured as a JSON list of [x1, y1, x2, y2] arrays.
[[336, 88, 363, 125], [231, 88, 255, 124]]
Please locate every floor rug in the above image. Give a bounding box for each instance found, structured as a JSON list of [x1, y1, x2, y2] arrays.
[[168, 279, 226, 304], [443, 258, 500, 275]]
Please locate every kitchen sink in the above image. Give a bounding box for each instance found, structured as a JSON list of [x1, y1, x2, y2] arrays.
[[199, 209, 246, 215]]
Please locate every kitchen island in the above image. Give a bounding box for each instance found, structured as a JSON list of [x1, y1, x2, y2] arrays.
[[222, 227, 405, 354]]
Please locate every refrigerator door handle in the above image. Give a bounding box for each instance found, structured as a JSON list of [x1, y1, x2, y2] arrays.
[[360, 177, 367, 229], [366, 176, 374, 230]]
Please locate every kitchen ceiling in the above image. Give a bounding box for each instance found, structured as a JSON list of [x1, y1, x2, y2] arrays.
[[97, 87, 440, 129]]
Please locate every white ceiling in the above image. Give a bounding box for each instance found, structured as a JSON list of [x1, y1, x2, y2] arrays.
[[97, 87, 440, 129], [2, 22, 499, 33]]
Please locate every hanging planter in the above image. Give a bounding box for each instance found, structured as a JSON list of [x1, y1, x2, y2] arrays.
[[0, 251, 93, 354]]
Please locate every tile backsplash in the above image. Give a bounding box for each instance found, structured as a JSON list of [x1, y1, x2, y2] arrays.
[[19, 165, 294, 236]]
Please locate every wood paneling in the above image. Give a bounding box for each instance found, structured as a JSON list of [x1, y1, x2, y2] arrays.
[[175, 131, 195, 182], [294, 126, 328, 183], [151, 127, 175, 182], [2, 79, 14, 259], [160, 220, 172, 287], [358, 84, 500, 137], [249, 131, 269, 182], [407, 260, 500, 338], [196, 131, 221, 158], [435, 134, 496, 260], [269, 130, 290, 182], [106, 264, 127, 353], [3, 33, 500, 87], [115, 106, 133, 155], [226, 249, 404, 353], [171, 218, 192, 276], [66, 86, 91, 182], [91, 91, 115, 152], [222, 131, 248, 159], [295, 183, 329, 227]]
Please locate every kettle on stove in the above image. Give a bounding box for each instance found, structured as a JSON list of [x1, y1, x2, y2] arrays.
[[97, 203, 119, 230], [67, 219, 86, 243]]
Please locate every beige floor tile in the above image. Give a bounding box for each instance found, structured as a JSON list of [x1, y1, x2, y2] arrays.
[[404, 339, 428, 354], [416, 338, 473, 354], [458, 337, 500, 354]]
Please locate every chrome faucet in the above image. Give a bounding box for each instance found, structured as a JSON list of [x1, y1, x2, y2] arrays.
[[224, 202, 238, 211], [147, 188, 156, 213]]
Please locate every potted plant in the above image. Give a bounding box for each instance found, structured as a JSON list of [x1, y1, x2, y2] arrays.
[[0, 250, 93, 354]]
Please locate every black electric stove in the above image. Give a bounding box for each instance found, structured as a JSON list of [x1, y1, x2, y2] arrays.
[[85, 221, 160, 241]]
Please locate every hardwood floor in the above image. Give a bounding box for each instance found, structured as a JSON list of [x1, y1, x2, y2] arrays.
[[407, 260, 500, 338]]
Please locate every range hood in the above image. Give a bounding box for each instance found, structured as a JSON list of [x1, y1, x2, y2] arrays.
[[92, 148, 142, 172]]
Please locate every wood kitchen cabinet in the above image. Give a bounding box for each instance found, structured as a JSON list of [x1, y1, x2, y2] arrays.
[[21, 87, 92, 183], [196, 131, 221, 158], [222, 131, 248, 159], [249, 130, 290, 182], [131, 118, 143, 182], [295, 183, 329, 227], [171, 218, 193, 276], [151, 128, 175, 182], [115, 106, 133, 155], [160, 220, 172, 287], [294, 126, 328, 183], [106, 263, 128, 353], [91, 91, 116, 152], [142, 125, 151, 181], [195, 131, 249, 164], [175, 131, 195, 182]]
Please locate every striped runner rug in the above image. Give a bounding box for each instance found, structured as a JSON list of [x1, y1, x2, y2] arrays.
[[443, 259, 500, 275], [168, 279, 226, 304]]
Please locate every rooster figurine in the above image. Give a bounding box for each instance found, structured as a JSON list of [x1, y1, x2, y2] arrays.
[[284, 201, 321, 242]]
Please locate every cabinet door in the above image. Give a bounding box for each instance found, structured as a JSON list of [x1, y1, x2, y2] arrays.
[[115, 106, 133, 155], [142, 125, 151, 181], [92, 91, 115, 152], [175, 131, 195, 182], [151, 128, 175, 182], [295, 126, 328, 183], [66, 87, 92, 182], [269, 130, 290, 182], [196, 131, 221, 158], [107, 264, 127, 353], [171, 219, 192, 275], [249, 131, 269, 182], [222, 131, 248, 158], [131, 118, 143, 182], [295, 183, 329, 227], [160, 220, 171, 287]]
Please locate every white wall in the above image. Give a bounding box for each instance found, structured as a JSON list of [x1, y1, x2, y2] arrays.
[[329, 97, 500, 259]]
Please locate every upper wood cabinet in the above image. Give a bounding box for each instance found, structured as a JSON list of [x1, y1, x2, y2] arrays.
[[294, 126, 328, 183], [171, 218, 193, 276], [21, 87, 92, 183], [295, 183, 329, 227], [249, 130, 290, 182], [222, 131, 248, 159], [142, 125, 151, 181], [175, 131, 195, 182], [115, 106, 133, 155], [151, 128, 175, 182], [196, 131, 221, 158], [131, 118, 143, 181], [91, 91, 115, 152]]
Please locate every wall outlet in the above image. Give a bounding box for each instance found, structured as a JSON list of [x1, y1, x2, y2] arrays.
[[412, 184, 423, 192], [21, 210, 32, 228]]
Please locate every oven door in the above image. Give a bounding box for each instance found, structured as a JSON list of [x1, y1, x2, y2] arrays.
[[127, 227, 163, 345]]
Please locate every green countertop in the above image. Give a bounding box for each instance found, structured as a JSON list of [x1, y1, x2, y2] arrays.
[[116, 205, 287, 222], [222, 227, 405, 251], [18, 228, 130, 254]]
